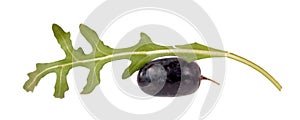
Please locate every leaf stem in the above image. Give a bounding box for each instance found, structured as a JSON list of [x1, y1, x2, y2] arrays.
[[227, 52, 282, 91]]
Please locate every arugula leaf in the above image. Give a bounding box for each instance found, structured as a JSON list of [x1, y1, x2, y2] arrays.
[[23, 24, 282, 98]]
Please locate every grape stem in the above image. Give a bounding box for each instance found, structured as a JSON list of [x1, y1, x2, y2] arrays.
[[200, 75, 221, 85], [226, 52, 282, 91]]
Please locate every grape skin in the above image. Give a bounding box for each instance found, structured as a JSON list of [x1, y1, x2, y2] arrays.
[[137, 58, 201, 97]]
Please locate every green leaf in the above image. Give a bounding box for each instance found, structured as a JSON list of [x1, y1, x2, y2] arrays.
[[79, 24, 113, 55], [81, 62, 104, 94], [23, 24, 282, 98], [54, 66, 71, 98], [121, 33, 172, 79], [52, 24, 75, 60]]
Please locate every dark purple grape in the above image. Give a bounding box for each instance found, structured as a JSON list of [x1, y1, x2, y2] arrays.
[[137, 58, 206, 97]]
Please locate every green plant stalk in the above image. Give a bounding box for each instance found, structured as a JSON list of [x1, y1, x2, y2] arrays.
[[23, 24, 282, 98], [227, 53, 282, 91]]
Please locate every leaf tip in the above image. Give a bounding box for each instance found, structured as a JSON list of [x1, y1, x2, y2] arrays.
[[79, 23, 87, 29], [140, 32, 153, 44], [23, 79, 35, 92], [79, 23, 84, 27], [80, 90, 91, 94], [140, 32, 147, 36], [23, 84, 34, 92], [52, 23, 59, 27], [52, 23, 62, 32], [54, 88, 69, 99], [52, 23, 69, 40], [80, 86, 95, 94], [140, 32, 150, 38], [54, 94, 65, 99], [121, 69, 131, 79]]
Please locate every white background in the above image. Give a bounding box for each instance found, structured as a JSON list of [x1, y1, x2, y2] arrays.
[[1, 0, 299, 120]]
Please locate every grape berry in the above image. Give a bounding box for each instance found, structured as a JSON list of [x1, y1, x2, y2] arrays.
[[137, 57, 220, 97]]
